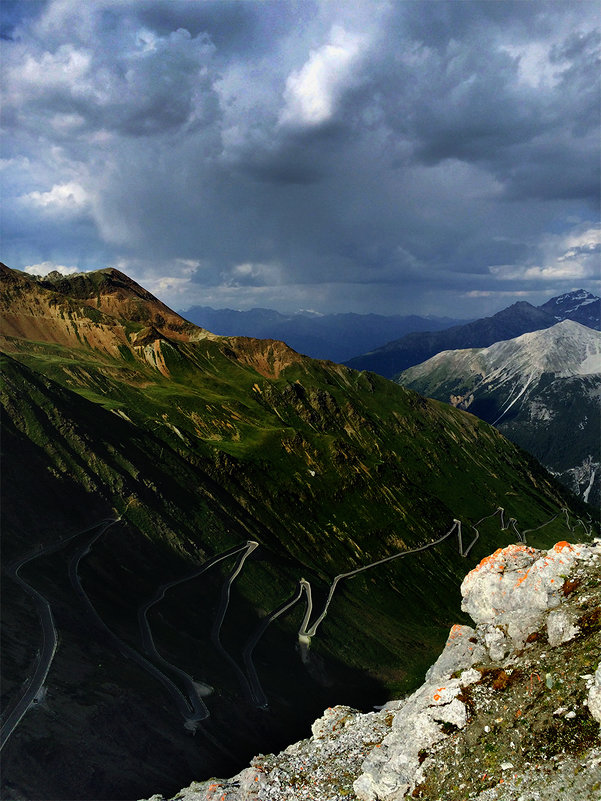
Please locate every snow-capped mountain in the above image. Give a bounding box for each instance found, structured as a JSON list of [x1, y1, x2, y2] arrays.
[[539, 289, 600, 330], [345, 289, 600, 378], [398, 320, 601, 506]]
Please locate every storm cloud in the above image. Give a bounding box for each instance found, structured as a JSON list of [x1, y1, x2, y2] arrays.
[[2, 0, 599, 316]]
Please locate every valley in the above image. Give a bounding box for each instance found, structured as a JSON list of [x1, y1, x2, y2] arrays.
[[0, 264, 596, 801]]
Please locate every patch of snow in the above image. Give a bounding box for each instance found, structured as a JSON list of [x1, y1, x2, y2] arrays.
[[492, 373, 534, 425], [578, 350, 601, 375], [583, 468, 596, 504]]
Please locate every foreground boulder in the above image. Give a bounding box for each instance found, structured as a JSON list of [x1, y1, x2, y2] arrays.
[[143, 540, 601, 801]]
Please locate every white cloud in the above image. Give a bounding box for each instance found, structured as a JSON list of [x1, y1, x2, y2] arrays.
[[464, 290, 532, 298], [225, 261, 282, 287], [15, 44, 92, 95], [24, 261, 80, 276], [279, 26, 366, 127], [146, 275, 193, 298], [490, 223, 601, 282], [32, 0, 98, 41], [490, 263, 590, 281], [500, 42, 560, 89], [559, 224, 601, 253], [0, 156, 31, 172], [23, 181, 90, 211]]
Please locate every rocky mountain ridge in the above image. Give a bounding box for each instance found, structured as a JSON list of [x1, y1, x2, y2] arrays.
[[400, 320, 600, 385], [0, 262, 216, 357], [539, 290, 601, 330], [146, 537, 601, 801], [344, 291, 600, 379], [397, 321, 601, 506]]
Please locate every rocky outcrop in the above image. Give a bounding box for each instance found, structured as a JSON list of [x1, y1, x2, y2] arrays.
[[460, 541, 592, 655], [144, 539, 600, 801], [0, 262, 214, 357]]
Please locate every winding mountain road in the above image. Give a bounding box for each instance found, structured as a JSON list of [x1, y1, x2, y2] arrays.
[[137, 540, 258, 719], [240, 505, 590, 707], [1, 517, 120, 751], [2, 503, 590, 747]]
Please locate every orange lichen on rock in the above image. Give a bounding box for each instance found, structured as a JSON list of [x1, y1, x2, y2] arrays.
[[514, 567, 531, 589], [467, 544, 537, 580], [448, 624, 464, 640], [472, 547, 505, 573]]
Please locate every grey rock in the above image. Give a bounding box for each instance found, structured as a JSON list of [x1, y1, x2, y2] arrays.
[[502, 609, 543, 651], [354, 709, 445, 801], [589, 663, 601, 724], [482, 624, 509, 661], [546, 608, 579, 646], [310, 705, 355, 740], [430, 697, 467, 728], [425, 624, 485, 682], [462, 542, 597, 655]]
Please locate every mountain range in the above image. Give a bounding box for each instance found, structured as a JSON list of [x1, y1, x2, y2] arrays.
[[345, 291, 600, 379], [539, 289, 601, 329], [398, 320, 601, 507], [0, 263, 593, 801], [179, 305, 466, 364]]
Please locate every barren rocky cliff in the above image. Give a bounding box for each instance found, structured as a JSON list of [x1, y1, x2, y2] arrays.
[[145, 539, 601, 801]]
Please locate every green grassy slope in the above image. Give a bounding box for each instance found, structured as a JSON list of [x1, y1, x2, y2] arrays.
[[2, 327, 590, 688]]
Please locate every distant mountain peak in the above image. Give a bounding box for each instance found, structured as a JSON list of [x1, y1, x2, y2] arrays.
[[506, 300, 537, 309], [553, 288, 597, 302], [297, 308, 324, 317], [539, 289, 600, 328], [398, 320, 601, 503]]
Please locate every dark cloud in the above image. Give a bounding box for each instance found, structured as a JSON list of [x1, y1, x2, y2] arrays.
[[1, 0, 599, 317], [0, 0, 47, 40], [136, 0, 307, 55]]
